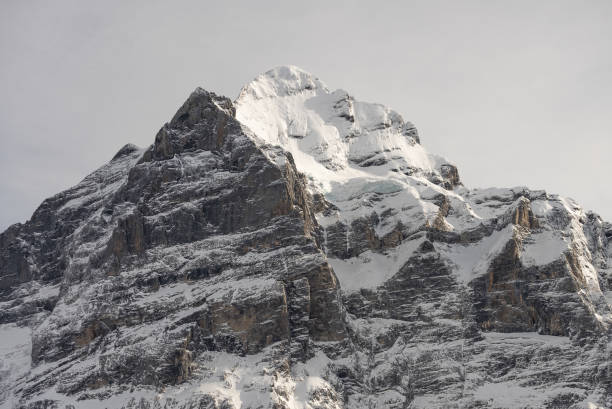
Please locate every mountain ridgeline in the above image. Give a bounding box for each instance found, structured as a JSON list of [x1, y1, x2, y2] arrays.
[[0, 66, 610, 409]]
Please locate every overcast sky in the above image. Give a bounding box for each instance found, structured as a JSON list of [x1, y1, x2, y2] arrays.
[[1, 0, 611, 231]]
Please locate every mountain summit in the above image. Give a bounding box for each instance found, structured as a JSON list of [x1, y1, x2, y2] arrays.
[[237, 65, 329, 99], [0, 67, 610, 409], [236, 65, 444, 178]]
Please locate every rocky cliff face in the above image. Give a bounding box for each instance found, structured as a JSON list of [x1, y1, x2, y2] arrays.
[[1, 66, 610, 409]]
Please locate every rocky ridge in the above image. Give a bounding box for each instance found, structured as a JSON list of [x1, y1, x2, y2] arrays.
[[0, 66, 610, 409]]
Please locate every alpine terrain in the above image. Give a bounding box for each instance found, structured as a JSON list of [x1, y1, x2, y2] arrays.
[[1, 66, 610, 409]]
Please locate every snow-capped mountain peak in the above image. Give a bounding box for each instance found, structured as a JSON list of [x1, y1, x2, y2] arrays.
[[235, 66, 462, 244], [1, 67, 611, 409], [235, 66, 458, 191], [237, 65, 329, 100]]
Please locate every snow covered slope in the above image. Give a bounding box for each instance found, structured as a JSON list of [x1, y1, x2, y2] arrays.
[[0, 66, 610, 409], [236, 66, 464, 240], [236, 66, 456, 183]]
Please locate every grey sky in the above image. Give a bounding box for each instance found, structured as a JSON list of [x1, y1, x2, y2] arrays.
[[1, 0, 611, 231]]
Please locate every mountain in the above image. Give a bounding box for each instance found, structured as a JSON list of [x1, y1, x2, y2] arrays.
[[0, 66, 610, 409]]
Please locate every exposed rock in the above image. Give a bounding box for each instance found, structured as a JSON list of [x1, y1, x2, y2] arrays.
[[0, 85, 346, 407]]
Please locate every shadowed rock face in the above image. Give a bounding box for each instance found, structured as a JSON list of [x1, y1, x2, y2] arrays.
[[0, 87, 346, 406], [1, 70, 611, 409]]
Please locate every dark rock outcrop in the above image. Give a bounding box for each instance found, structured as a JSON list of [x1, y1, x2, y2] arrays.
[[0, 87, 346, 407]]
